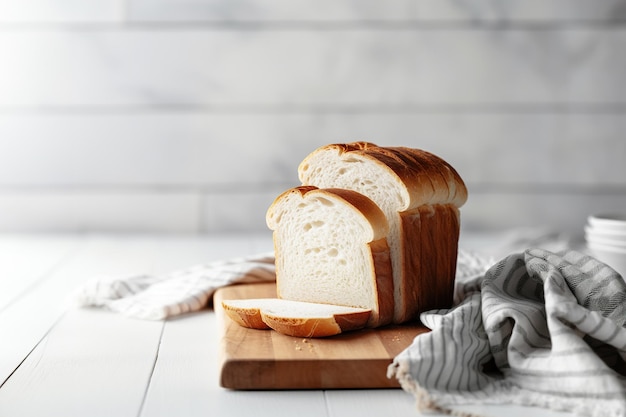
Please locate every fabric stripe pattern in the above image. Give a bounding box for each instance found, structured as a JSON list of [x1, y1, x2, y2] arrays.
[[73, 253, 276, 320], [388, 249, 626, 417]]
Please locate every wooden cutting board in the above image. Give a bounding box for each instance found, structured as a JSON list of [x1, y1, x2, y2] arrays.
[[215, 283, 429, 390]]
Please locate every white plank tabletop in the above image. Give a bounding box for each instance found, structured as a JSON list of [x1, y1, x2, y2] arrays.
[[0, 232, 574, 417]]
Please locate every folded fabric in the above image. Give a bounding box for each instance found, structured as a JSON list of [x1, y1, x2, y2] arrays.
[[72, 253, 276, 320], [73, 250, 492, 321], [388, 249, 626, 417]]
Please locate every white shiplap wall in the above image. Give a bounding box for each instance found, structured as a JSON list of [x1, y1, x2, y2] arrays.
[[0, 0, 625, 235]]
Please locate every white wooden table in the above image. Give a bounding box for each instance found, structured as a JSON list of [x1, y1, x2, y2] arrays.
[[0, 232, 573, 417]]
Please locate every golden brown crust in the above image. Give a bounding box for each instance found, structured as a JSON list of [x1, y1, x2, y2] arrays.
[[397, 147, 468, 207], [397, 208, 422, 324], [332, 310, 373, 332], [398, 204, 460, 322], [363, 146, 467, 209], [261, 310, 371, 338], [330, 141, 379, 153], [367, 238, 394, 327], [222, 299, 372, 337], [300, 142, 468, 210], [261, 314, 340, 337], [221, 302, 271, 330]]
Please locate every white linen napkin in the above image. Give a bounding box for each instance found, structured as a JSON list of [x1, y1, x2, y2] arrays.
[[388, 249, 626, 417], [72, 253, 276, 320]]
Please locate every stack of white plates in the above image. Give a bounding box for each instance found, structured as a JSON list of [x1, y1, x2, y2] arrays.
[[585, 213, 626, 278]]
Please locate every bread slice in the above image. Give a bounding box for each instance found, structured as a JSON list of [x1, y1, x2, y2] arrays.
[[265, 186, 393, 328], [221, 298, 371, 337], [221, 298, 272, 330], [298, 142, 467, 323]]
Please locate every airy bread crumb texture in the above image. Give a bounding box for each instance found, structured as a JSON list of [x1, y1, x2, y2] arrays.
[[267, 186, 392, 327]]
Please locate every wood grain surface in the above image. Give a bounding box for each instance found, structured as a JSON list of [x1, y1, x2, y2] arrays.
[[215, 283, 429, 390]]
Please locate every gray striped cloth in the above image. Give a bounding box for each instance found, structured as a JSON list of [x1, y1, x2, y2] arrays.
[[389, 249, 626, 417], [72, 253, 276, 320]]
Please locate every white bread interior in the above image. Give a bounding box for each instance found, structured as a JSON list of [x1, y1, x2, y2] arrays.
[[298, 142, 467, 323], [266, 186, 393, 328]]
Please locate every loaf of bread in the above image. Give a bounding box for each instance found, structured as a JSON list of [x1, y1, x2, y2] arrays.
[[298, 142, 467, 323], [221, 143, 467, 337], [221, 298, 371, 338]]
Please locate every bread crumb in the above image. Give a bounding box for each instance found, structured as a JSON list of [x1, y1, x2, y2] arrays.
[[293, 339, 315, 353]]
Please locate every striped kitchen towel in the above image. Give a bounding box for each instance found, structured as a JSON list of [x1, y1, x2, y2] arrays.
[[72, 253, 276, 320], [388, 249, 626, 417], [72, 249, 491, 320]]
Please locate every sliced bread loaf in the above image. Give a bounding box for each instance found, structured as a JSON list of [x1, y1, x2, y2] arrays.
[[265, 186, 394, 328], [221, 298, 371, 337], [298, 142, 467, 323]]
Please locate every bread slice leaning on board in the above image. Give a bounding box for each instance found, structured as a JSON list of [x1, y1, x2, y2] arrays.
[[221, 185, 393, 337], [221, 142, 467, 337], [299, 142, 468, 324]]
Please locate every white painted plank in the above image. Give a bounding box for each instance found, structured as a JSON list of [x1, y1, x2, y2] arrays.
[[0, 309, 164, 417], [207, 389, 329, 417], [5, 183, 612, 236], [0, 191, 201, 233], [1, 29, 626, 108], [326, 390, 423, 417], [461, 191, 626, 235], [325, 389, 573, 417], [0, 237, 141, 385], [127, 0, 626, 23], [140, 312, 328, 417], [0, 0, 124, 22], [0, 238, 92, 387], [0, 235, 79, 311], [0, 111, 624, 234], [326, 390, 573, 417], [0, 113, 624, 187], [203, 189, 286, 233], [0, 234, 265, 388], [0, 234, 278, 416], [141, 312, 216, 417], [247, 232, 274, 254], [413, 0, 626, 23], [205, 189, 626, 235], [128, 0, 411, 23], [135, 233, 320, 417], [0, 105, 626, 232]]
